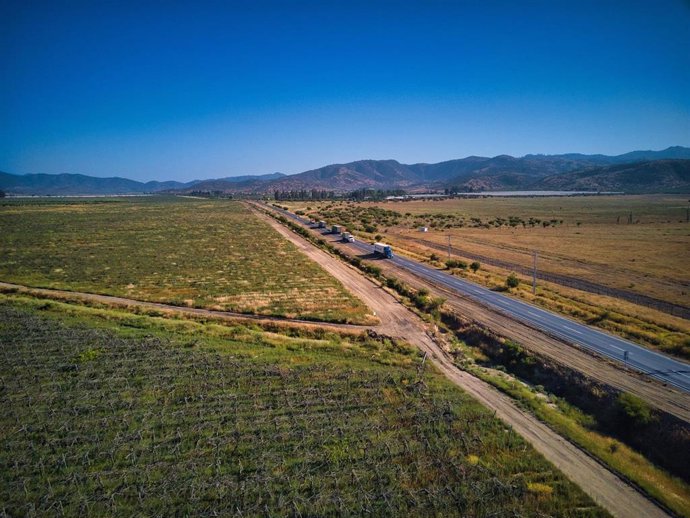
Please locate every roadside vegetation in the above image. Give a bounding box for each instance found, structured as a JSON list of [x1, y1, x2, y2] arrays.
[[264, 204, 690, 517], [281, 195, 690, 360], [0, 295, 605, 516], [0, 197, 374, 324], [445, 326, 690, 518]]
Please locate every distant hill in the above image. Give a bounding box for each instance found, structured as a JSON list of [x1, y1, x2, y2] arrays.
[[0, 172, 183, 196], [524, 146, 690, 165], [533, 160, 690, 193], [262, 160, 419, 192], [2, 147, 689, 195], [216, 172, 285, 183], [0, 171, 281, 196], [174, 173, 285, 193]]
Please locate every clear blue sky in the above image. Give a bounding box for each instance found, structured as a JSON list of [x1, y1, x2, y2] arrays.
[[2, 0, 689, 182]]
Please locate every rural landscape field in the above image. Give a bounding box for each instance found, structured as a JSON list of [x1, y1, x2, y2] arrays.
[[3, 1, 690, 517], [284, 195, 690, 360], [0, 294, 608, 516], [0, 197, 374, 324], [2, 195, 689, 517]]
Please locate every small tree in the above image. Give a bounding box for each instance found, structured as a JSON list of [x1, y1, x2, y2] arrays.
[[506, 272, 520, 289], [445, 259, 467, 270], [616, 392, 654, 427], [430, 253, 440, 262], [470, 261, 480, 272]]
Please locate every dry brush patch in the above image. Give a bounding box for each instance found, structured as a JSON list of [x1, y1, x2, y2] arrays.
[[283, 196, 690, 358], [285, 195, 690, 306]]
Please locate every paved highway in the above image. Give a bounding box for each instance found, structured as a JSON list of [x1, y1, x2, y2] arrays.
[[271, 204, 690, 393]]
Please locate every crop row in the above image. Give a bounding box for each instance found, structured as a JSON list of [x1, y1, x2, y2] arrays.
[[0, 300, 603, 516]]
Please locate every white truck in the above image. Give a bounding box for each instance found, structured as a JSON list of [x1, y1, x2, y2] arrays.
[[341, 232, 355, 243], [373, 242, 393, 258]]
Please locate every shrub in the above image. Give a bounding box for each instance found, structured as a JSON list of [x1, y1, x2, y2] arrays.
[[445, 259, 467, 270], [470, 261, 480, 272], [506, 273, 520, 289], [616, 392, 654, 427]]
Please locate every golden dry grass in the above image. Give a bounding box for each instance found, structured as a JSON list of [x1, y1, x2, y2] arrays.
[[283, 195, 690, 357], [0, 197, 374, 323]]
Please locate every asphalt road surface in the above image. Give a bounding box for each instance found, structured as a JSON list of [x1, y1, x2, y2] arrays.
[[275, 206, 690, 394]]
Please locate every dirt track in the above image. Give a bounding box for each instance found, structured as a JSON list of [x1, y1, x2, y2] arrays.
[[274, 207, 690, 424], [0, 282, 368, 335], [255, 206, 670, 518]]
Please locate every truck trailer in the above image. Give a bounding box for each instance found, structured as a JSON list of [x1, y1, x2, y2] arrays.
[[317, 220, 326, 228], [331, 225, 342, 234], [373, 242, 393, 258]]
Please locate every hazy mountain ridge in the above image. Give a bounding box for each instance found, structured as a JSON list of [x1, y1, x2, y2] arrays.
[[533, 160, 690, 193], [0, 172, 189, 196], [2, 147, 689, 195], [0, 171, 282, 196]]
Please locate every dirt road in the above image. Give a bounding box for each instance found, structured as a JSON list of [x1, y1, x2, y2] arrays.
[[0, 282, 367, 335], [254, 206, 670, 518], [382, 260, 690, 424]]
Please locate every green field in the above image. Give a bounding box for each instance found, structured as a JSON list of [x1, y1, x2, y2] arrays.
[[0, 295, 605, 516], [0, 197, 373, 323]]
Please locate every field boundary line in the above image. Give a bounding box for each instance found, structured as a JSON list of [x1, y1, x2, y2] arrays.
[[0, 282, 372, 334]]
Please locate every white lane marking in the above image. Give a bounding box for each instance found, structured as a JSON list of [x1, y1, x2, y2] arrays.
[[562, 325, 583, 335]]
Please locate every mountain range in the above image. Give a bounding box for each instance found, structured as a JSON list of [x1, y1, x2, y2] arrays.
[[2, 147, 689, 196]]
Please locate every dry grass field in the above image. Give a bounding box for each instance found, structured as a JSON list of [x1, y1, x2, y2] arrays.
[[288, 195, 689, 304], [283, 195, 690, 358], [0, 197, 374, 324]]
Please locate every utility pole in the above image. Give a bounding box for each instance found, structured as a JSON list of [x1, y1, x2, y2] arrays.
[[532, 250, 538, 295], [447, 235, 451, 260]]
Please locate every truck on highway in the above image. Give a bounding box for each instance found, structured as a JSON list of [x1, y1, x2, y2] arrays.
[[331, 224, 342, 234], [373, 242, 393, 258], [317, 220, 326, 228], [342, 232, 355, 242]]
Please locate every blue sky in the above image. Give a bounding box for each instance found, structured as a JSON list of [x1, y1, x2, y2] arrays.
[[2, 0, 689, 182]]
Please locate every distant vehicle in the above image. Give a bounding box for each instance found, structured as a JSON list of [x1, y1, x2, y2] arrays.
[[419, 226, 428, 232], [317, 220, 326, 228], [342, 232, 355, 243], [373, 242, 393, 258], [331, 224, 342, 234]]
